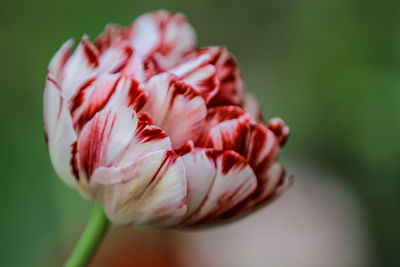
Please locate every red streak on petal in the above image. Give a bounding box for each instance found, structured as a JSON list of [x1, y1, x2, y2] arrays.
[[75, 76, 121, 130], [70, 141, 79, 180], [111, 46, 134, 74], [136, 127, 168, 143], [137, 112, 153, 126], [175, 140, 194, 156], [81, 110, 116, 178], [171, 81, 199, 102], [83, 41, 100, 67], [220, 151, 248, 175], [46, 76, 62, 92], [148, 150, 178, 186], [70, 78, 96, 114], [127, 78, 147, 112]]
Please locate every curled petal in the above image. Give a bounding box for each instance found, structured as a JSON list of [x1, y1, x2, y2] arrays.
[[182, 149, 257, 225], [90, 150, 187, 226], [188, 46, 245, 107], [268, 117, 290, 147], [44, 77, 78, 188], [169, 53, 218, 102], [142, 73, 207, 149]]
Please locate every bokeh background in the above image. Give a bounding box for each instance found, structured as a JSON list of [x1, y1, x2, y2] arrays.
[[1, 0, 399, 266]]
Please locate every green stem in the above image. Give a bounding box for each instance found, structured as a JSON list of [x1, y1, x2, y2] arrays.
[[64, 204, 109, 267]]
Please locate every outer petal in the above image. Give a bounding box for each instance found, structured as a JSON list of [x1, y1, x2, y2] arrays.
[[44, 77, 78, 188], [48, 39, 73, 82], [182, 149, 257, 225], [142, 73, 207, 149], [90, 150, 187, 226], [77, 106, 137, 179], [61, 37, 100, 100]]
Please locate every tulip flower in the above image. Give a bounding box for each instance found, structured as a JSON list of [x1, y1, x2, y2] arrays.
[[44, 10, 290, 266]]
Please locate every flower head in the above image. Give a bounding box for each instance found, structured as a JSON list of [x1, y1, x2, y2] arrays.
[[44, 10, 290, 227]]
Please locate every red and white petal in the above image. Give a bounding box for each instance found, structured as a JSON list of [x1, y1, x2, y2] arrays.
[[44, 77, 78, 188], [203, 118, 251, 155], [98, 43, 133, 74], [90, 150, 187, 226], [169, 53, 218, 102], [267, 117, 290, 147], [48, 39, 73, 82], [77, 106, 137, 178], [233, 163, 291, 217], [69, 74, 120, 130], [195, 46, 244, 107], [131, 11, 196, 69], [130, 12, 162, 58], [243, 93, 264, 123], [246, 124, 280, 177], [180, 149, 216, 217], [61, 37, 100, 100], [197, 106, 250, 145], [142, 73, 207, 149], [183, 150, 257, 225], [70, 74, 147, 130], [117, 120, 172, 167], [255, 162, 291, 204], [95, 24, 132, 53]]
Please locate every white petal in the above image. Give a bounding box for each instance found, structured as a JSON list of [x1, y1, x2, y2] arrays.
[[44, 77, 78, 188], [90, 150, 187, 226], [48, 39, 73, 82], [131, 13, 160, 57]]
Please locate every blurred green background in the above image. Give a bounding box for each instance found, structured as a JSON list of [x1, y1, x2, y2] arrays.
[[1, 0, 399, 266]]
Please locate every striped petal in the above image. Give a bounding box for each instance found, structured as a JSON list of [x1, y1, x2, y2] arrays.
[[182, 149, 257, 225], [77, 106, 137, 179], [95, 24, 132, 53], [61, 37, 100, 100], [44, 77, 78, 188], [90, 150, 187, 226], [69, 74, 147, 130], [48, 39, 73, 82], [142, 73, 207, 149]]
